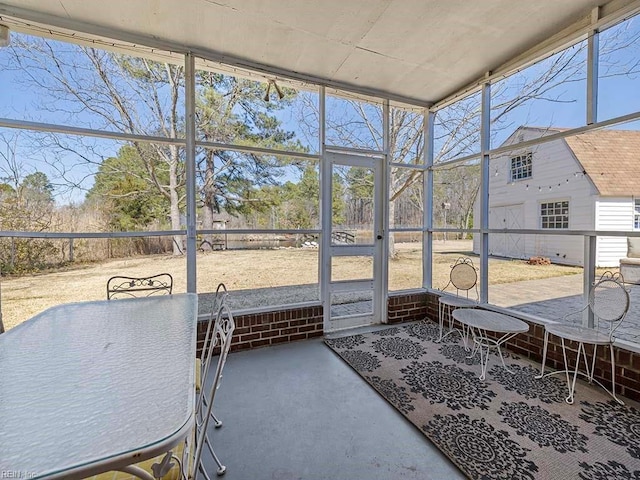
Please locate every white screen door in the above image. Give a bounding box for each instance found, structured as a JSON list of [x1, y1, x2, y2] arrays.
[[323, 151, 384, 332]]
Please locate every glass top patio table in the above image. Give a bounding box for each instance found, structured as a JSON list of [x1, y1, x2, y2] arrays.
[[0, 293, 198, 479]]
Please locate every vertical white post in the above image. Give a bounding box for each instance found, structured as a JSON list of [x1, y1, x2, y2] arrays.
[[583, 8, 600, 326], [319, 86, 331, 330], [0, 265, 4, 334], [379, 99, 390, 323], [479, 82, 491, 304], [584, 236, 596, 327], [317, 87, 325, 308], [424, 109, 434, 289], [185, 53, 197, 293], [587, 7, 600, 126]]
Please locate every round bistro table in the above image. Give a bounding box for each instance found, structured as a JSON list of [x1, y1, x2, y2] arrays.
[[452, 309, 529, 380]]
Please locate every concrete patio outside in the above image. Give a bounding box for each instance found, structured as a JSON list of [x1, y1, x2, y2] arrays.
[[491, 274, 640, 344], [213, 272, 640, 345]]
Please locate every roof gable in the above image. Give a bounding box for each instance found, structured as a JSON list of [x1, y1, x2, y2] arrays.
[[501, 127, 640, 196], [563, 130, 640, 196]]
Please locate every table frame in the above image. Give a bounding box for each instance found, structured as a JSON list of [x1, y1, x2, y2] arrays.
[[452, 309, 529, 381]]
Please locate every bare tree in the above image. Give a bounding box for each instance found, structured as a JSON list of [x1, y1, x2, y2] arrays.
[[4, 37, 186, 254], [297, 21, 640, 256], [0, 132, 28, 191], [194, 72, 302, 249], [0, 134, 60, 272]]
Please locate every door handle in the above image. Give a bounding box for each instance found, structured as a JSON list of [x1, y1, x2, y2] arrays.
[[377, 235, 383, 240]]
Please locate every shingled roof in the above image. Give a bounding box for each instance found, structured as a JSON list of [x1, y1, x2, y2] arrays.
[[563, 129, 640, 196]]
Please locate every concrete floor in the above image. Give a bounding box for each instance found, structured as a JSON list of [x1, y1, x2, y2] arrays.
[[206, 337, 464, 480]]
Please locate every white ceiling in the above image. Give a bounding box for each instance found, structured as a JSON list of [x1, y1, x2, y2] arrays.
[[0, 0, 625, 105]]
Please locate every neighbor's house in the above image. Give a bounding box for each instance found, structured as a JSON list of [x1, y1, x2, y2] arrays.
[[472, 126, 640, 267]]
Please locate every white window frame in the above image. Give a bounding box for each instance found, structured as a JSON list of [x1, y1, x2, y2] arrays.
[[540, 200, 569, 229], [510, 152, 532, 182]]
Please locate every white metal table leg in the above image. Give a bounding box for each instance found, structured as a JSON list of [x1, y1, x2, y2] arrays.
[[477, 340, 487, 380], [535, 329, 550, 379], [465, 326, 480, 361], [494, 332, 519, 372], [471, 329, 519, 380]]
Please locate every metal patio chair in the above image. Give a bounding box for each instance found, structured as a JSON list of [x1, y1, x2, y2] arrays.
[[106, 273, 174, 300], [536, 271, 630, 405], [437, 257, 478, 345], [197, 283, 229, 429], [193, 299, 236, 478]]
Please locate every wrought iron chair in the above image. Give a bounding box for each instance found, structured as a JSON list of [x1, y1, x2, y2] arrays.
[[197, 283, 229, 429], [536, 271, 630, 405], [193, 299, 236, 478], [106, 273, 174, 300], [437, 257, 478, 344]]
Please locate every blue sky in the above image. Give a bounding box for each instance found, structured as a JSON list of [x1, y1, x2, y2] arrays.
[[0, 14, 638, 205]]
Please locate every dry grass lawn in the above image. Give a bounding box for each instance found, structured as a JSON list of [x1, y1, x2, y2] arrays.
[[1, 240, 587, 330]]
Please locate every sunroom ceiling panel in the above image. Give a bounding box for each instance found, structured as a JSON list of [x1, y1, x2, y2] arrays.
[[0, 0, 617, 105], [212, 0, 393, 45], [333, 49, 420, 97]]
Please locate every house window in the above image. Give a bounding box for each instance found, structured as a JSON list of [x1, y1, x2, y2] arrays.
[[510, 153, 532, 181], [540, 201, 569, 229], [634, 199, 640, 230]]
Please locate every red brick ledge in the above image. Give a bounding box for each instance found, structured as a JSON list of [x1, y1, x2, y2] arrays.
[[195, 289, 640, 402], [197, 304, 323, 354]]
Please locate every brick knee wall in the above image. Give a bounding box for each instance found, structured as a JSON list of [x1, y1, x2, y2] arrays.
[[388, 291, 438, 324], [197, 292, 436, 354], [196, 290, 640, 402], [197, 305, 323, 354]]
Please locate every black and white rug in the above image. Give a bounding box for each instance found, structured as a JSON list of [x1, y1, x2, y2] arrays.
[[325, 321, 640, 480]]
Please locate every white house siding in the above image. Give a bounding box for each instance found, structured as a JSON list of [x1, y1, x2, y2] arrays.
[[595, 198, 633, 267], [473, 128, 598, 266]]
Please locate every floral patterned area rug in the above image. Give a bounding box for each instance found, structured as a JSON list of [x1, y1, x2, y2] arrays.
[[324, 320, 640, 480]]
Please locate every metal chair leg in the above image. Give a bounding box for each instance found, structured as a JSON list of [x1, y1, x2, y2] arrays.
[[437, 302, 445, 343], [205, 433, 226, 476], [461, 323, 470, 351], [212, 413, 222, 428], [202, 395, 223, 428], [535, 329, 550, 379], [585, 344, 596, 382], [610, 344, 624, 405], [565, 340, 584, 405]]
